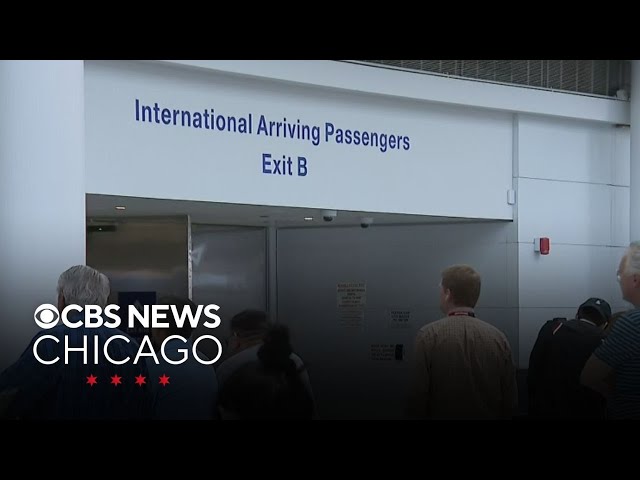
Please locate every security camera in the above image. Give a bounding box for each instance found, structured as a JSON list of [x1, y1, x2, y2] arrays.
[[322, 210, 337, 222], [616, 89, 629, 101], [360, 217, 373, 229]]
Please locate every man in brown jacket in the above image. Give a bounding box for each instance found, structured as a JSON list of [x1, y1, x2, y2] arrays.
[[408, 264, 518, 419]]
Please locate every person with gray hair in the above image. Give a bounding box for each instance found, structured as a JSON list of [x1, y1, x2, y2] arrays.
[[581, 241, 640, 418], [0, 265, 153, 419], [56, 264, 111, 309]]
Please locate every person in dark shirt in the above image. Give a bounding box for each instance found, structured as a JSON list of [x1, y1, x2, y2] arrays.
[[0, 265, 153, 419], [581, 242, 640, 419], [528, 297, 611, 419], [218, 324, 314, 420], [147, 296, 219, 420]]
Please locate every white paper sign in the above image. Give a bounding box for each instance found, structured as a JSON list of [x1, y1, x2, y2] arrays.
[[388, 309, 412, 329], [370, 344, 405, 362], [337, 282, 366, 326]]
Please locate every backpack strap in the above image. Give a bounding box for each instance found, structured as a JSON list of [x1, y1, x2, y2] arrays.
[[551, 317, 567, 335]]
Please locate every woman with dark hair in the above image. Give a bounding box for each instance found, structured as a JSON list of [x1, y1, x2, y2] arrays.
[[218, 325, 315, 420], [216, 310, 317, 416]]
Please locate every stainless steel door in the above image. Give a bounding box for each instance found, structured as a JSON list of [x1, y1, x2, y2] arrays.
[[190, 224, 267, 356]]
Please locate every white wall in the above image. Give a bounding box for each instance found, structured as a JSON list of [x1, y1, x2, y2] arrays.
[[161, 60, 630, 125], [85, 60, 514, 220], [515, 115, 632, 367], [0, 61, 86, 370], [276, 222, 517, 419]]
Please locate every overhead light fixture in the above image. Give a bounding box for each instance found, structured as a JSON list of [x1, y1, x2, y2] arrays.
[[115, 206, 126, 211], [304, 217, 313, 221]]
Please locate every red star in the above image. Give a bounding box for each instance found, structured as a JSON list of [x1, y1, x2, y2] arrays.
[[158, 374, 170, 387], [86, 374, 98, 387], [134, 374, 146, 386], [110, 374, 122, 387]]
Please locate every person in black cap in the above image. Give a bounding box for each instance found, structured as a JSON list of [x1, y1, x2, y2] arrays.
[[527, 297, 611, 419]]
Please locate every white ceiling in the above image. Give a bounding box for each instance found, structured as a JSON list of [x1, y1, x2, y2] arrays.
[[86, 194, 505, 228]]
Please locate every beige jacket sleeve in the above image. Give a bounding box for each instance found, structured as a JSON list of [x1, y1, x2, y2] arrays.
[[406, 329, 431, 419]]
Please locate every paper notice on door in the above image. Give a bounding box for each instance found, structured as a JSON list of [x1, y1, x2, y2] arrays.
[[337, 282, 366, 326], [387, 308, 412, 329], [370, 344, 405, 362]]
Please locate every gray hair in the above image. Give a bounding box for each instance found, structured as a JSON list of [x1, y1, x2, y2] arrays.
[[57, 265, 110, 308], [625, 241, 640, 275]]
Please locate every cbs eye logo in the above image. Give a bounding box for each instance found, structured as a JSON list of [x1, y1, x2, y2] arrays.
[[34, 304, 60, 329]]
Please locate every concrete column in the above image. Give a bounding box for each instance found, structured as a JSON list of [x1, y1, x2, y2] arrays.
[[0, 61, 85, 369]]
